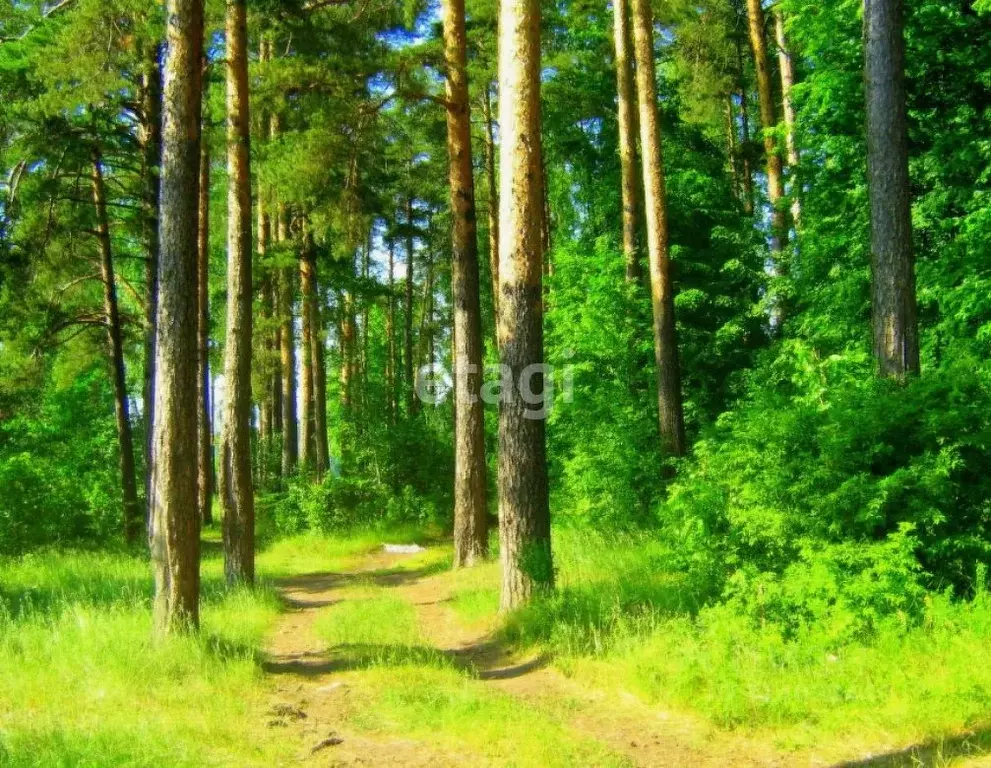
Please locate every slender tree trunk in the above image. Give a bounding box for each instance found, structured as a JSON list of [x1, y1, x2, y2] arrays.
[[275, 179, 298, 477], [256, 38, 276, 482], [746, 0, 787, 255], [612, 0, 642, 281], [197, 66, 213, 526], [444, 0, 489, 567], [386, 238, 398, 424], [139, 45, 162, 523], [774, 7, 801, 229], [150, 0, 205, 634], [497, 0, 553, 610], [630, 0, 687, 460], [307, 229, 330, 478], [725, 95, 740, 198], [735, 37, 755, 216], [219, 0, 255, 586], [360, 232, 371, 422], [299, 233, 316, 474], [91, 148, 141, 545], [340, 285, 356, 413], [864, 0, 919, 377], [404, 197, 417, 416], [482, 85, 501, 327]]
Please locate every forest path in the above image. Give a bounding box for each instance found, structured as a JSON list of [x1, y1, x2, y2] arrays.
[[259, 543, 789, 767]]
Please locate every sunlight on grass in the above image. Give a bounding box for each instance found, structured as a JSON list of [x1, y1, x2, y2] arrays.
[[348, 665, 631, 767], [0, 550, 289, 767]]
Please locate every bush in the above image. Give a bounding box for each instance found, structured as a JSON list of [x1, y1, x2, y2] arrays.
[[662, 342, 991, 635], [273, 475, 440, 536]]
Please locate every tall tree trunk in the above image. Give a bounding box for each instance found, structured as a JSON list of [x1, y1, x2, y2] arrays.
[[308, 230, 330, 478], [735, 36, 755, 216], [612, 0, 641, 282], [864, 0, 919, 377], [91, 148, 141, 545], [386, 238, 398, 424], [139, 45, 162, 523], [274, 160, 298, 477], [482, 84, 501, 328], [404, 197, 417, 416], [746, 0, 787, 255], [630, 0, 687, 459], [256, 38, 276, 482], [774, 7, 801, 229], [150, 0, 205, 634], [340, 285, 356, 413], [299, 231, 316, 474], [219, 0, 255, 586], [444, 0, 489, 567], [497, 0, 553, 610], [197, 65, 213, 527], [360, 231, 371, 422]]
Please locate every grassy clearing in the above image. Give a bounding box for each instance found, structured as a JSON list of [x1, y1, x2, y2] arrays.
[[442, 528, 991, 759]]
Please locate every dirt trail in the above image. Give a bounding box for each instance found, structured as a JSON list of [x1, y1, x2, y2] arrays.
[[259, 546, 960, 767]]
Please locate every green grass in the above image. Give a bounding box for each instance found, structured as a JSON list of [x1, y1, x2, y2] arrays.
[[0, 548, 289, 767], [443, 528, 991, 760]]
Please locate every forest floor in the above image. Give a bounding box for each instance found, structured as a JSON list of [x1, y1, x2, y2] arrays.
[[257, 543, 990, 767]]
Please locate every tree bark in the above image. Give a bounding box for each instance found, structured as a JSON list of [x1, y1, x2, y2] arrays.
[[150, 0, 205, 634], [746, 0, 787, 255], [443, 0, 490, 569], [404, 197, 417, 416], [219, 0, 255, 586], [612, 0, 641, 281], [91, 148, 141, 545], [274, 155, 298, 476], [299, 229, 316, 473], [630, 0, 687, 460], [386, 237, 398, 424], [735, 35, 755, 216], [307, 229, 330, 478], [481, 84, 501, 327], [497, 0, 553, 610], [725, 95, 739, 198], [139, 45, 162, 524], [864, 0, 919, 377], [774, 7, 801, 229], [197, 67, 212, 526]]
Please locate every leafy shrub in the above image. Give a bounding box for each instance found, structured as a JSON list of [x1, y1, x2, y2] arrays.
[[662, 342, 991, 636]]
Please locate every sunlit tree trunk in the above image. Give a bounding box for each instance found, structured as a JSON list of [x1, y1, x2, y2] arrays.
[[630, 0, 687, 460], [774, 7, 801, 229], [497, 0, 553, 610], [443, 0, 490, 567], [864, 0, 919, 377], [612, 0, 641, 281], [138, 44, 162, 522], [219, 0, 255, 586], [91, 148, 141, 545], [273, 142, 298, 476], [404, 197, 417, 416], [197, 74, 213, 526], [482, 84, 501, 327], [150, 0, 205, 634], [746, 0, 787, 255], [386, 237, 398, 424], [307, 227, 329, 478], [299, 230, 316, 474]]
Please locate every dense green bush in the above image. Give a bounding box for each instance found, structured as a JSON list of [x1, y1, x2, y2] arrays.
[[0, 369, 124, 554], [662, 343, 991, 637]]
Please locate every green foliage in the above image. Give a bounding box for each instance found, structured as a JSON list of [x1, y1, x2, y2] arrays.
[[0, 368, 124, 555]]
